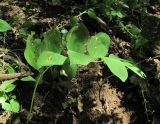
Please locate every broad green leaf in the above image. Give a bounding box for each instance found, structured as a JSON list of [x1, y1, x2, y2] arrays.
[[109, 54, 146, 78], [68, 50, 92, 65], [0, 82, 16, 93], [121, 60, 146, 78], [37, 51, 67, 69], [44, 28, 62, 53], [67, 23, 89, 53], [62, 60, 77, 79], [24, 34, 42, 70], [0, 19, 12, 32], [102, 57, 128, 82], [88, 32, 110, 58], [10, 99, 20, 112]]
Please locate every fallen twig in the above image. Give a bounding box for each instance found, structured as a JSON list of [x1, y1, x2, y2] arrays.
[[0, 72, 34, 81]]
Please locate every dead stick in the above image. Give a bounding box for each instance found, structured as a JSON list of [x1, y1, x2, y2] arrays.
[[0, 72, 34, 81]]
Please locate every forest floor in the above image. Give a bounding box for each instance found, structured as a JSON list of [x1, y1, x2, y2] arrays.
[[0, 0, 160, 124]]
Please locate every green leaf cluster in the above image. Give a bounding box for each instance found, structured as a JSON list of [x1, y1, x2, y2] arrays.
[[24, 22, 146, 81], [0, 64, 19, 112], [0, 82, 19, 112], [66, 23, 146, 81], [0, 75, 19, 112], [0, 60, 32, 112], [24, 28, 67, 71]]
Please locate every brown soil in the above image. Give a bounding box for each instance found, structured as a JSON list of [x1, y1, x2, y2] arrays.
[[84, 82, 133, 124]]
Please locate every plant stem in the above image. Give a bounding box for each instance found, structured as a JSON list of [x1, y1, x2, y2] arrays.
[[27, 67, 50, 124]]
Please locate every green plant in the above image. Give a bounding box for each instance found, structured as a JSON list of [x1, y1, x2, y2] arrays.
[[97, 0, 129, 20], [0, 63, 19, 113], [24, 29, 67, 123], [66, 22, 145, 81], [0, 81, 19, 113], [0, 19, 34, 113], [0, 58, 35, 113], [0, 20, 20, 112], [24, 13, 146, 123], [119, 22, 148, 50], [87, 0, 150, 51], [0, 54, 35, 113]]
